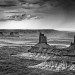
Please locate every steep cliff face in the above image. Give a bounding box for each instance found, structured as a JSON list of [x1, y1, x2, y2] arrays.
[[70, 36, 75, 46], [28, 32, 51, 53], [39, 32, 47, 44], [64, 35, 75, 55]]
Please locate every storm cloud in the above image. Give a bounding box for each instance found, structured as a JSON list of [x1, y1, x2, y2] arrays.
[[0, 0, 75, 31], [0, 0, 75, 21], [0, 0, 19, 7]]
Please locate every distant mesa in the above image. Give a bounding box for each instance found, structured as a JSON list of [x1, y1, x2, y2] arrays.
[[10, 32, 19, 37], [0, 31, 19, 37], [28, 32, 52, 53]]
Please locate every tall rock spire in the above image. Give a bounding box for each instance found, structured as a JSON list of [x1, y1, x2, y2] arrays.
[[70, 35, 75, 46], [28, 32, 51, 53], [39, 32, 47, 44], [74, 35, 75, 44]]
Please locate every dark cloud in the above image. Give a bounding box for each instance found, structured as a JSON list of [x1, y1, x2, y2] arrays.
[[0, 0, 19, 7], [19, 0, 40, 3], [0, 0, 75, 9], [0, 0, 75, 22]]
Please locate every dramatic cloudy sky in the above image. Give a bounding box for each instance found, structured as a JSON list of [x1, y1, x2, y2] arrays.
[[0, 0, 75, 31]]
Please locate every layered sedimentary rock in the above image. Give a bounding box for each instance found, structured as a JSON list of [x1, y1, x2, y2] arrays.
[[60, 35, 75, 58], [39, 32, 47, 44], [66, 35, 75, 51], [28, 32, 51, 53], [28, 61, 75, 72], [71, 36, 75, 46]]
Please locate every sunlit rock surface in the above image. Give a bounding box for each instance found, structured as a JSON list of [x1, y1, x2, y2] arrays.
[[69, 65, 75, 71], [28, 61, 75, 72], [12, 52, 75, 72], [12, 52, 50, 61]]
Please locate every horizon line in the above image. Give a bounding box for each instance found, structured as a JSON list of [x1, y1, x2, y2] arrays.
[[0, 29, 75, 32]]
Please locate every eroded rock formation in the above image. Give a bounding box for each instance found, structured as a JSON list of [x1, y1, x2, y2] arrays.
[[28, 32, 52, 53], [39, 32, 47, 44], [71, 36, 75, 46]]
